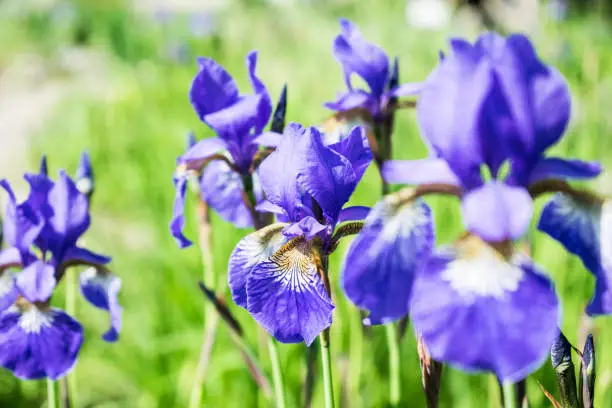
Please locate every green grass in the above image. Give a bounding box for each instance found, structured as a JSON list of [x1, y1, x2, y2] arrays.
[[2, 0, 612, 407]]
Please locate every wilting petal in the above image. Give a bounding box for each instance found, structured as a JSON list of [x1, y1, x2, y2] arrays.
[[462, 182, 533, 242], [527, 157, 602, 185], [0, 180, 44, 252], [382, 158, 461, 186], [333, 19, 389, 98], [324, 91, 372, 113], [201, 160, 254, 229], [337, 206, 370, 223], [0, 271, 18, 313], [327, 126, 372, 181], [170, 175, 192, 248], [342, 195, 434, 324], [228, 223, 288, 308], [189, 57, 239, 121], [411, 235, 560, 382], [179, 137, 226, 168], [0, 306, 83, 380], [80, 268, 122, 342], [538, 194, 612, 314], [47, 171, 90, 251], [246, 238, 333, 345], [16, 261, 56, 303], [282, 217, 326, 241]]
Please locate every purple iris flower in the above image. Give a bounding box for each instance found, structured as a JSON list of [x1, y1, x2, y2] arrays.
[[325, 19, 421, 121], [344, 33, 602, 382], [170, 51, 274, 248], [0, 167, 121, 380], [227, 123, 372, 345]]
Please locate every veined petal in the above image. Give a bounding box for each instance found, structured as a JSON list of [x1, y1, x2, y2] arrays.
[[528, 157, 602, 185], [327, 126, 373, 182], [246, 238, 333, 345], [462, 182, 533, 242], [0, 271, 18, 313], [80, 268, 122, 342], [382, 158, 461, 186], [16, 261, 56, 303], [337, 206, 370, 223], [411, 235, 560, 382], [282, 217, 326, 241], [0, 306, 83, 380], [342, 195, 434, 324], [200, 159, 254, 229], [169, 174, 192, 248], [189, 57, 239, 121], [228, 223, 289, 308]]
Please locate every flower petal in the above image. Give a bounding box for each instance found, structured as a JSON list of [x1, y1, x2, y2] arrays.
[[189, 57, 239, 121], [327, 126, 373, 182], [246, 238, 333, 345], [228, 223, 289, 308], [0, 306, 83, 380], [337, 206, 370, 223], [169, 174, 192, 248], [324, 91, 372, 113], [61, 246, 111, 268], [253, 131, 282, 148], [411, 236, 560, 382], [245, 50, 272, 132], [200, 159, 254, 229], [389, 82, 424, 97], [79, 268, 122, 342], [0, 271, 18, 313], [16, 261, 56, 303], [342, 195, 434, 324], [527, 157, 602, 185], [382, 158, 461, 186], [48, 171, 90, 252], [0, 180, 44, 253], [282, 217, 326, 241], [179, 137, 227, 169], [462, 182, 533, 242]]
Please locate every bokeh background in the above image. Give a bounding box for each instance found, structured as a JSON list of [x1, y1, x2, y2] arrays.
[[1, 0, 612, 406]]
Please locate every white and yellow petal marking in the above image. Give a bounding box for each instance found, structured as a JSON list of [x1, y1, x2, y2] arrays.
[[318, 108, 374, 146]]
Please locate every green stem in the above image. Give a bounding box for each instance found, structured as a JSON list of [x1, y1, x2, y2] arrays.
[[268, 338, 286, 408], [320, 330, 335, 408], [385, 323, 401, 406], [348, 310, 363, 404], [47, 379, 60, 408], [64, 268, 78, 407], [502, 382, 517, 408]]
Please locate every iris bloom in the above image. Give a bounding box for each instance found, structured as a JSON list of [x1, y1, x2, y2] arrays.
[[343, 33, 603, 382], [0, 166, 121, 380], [228, 123, 372, 345], [170, 51, 277, 247]]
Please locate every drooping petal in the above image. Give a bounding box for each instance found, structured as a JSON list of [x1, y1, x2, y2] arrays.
[[388, 82, 424, 97], [47, 171, 90, 251], [228, 223, 289, 308], [527, 157, 602, 185], [342, 195, 434, 324], [327, 126, 373, 181], [189, 57, 239, 121], [255, 200, 287, 217], [169, 175, 192, 248], [382, 158, 461, 186], [282, 217, 326, 241], [332, 19, 389, 99], [462, 182, 533, 242], [337, 206, 370, 223], [200, 159, 254, 229], [0, 180, 44, 253], [79, 268, 122, 342], [179, 137, 227, 170], [16, 260, 56, 303], [246, 238, 333, 345], [324, 91, 373, 113], [0, 271, 18, 313], [411, 235, 560, 382], [0, 306, 83, 380], [538, 194, 612, 315]]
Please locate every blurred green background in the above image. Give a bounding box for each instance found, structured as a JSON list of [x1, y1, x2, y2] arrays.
[[1, 0, 612, 406]]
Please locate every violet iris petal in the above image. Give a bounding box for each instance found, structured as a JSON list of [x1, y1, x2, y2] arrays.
[[410, 236, 560, 382], [189, 57, 240, 121], [0, 180, 44, 256], [342, 196, 434, 324], [0, 271, 18, 313], [337, 206, 370, 223], [80, 268, 123, 342], [15, 260, 56, 303], [382, 158, 461, 186], [0, 307, 83, 380], [327, 126, 372, 182], [170, 175, 192, 248], [538, 194, 612, 315], [527, 157, 601, 185]]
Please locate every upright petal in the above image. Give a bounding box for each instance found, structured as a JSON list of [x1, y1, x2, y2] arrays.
[[16, 261, 56, 303], [461, 182, 533, 242], [411, 235, 560, 382], [200, 159, 254, 229], [0, 180, 44, 253], [246, 238, 333, 345], [282, 217, 326, 241], [0, 306, 83, 380], [169, 175, 192, 248], [342, 194, 434, 324], [47, 171, 90, 251], [189, 57, 239, 121], [327, 126, 372, 181], [245, 51, 272, 132], [79, 268, 122, 342], [228, 223, 289, 308], [75, 151, 94, 198]]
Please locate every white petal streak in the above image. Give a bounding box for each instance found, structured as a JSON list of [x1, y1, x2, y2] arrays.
[[19, 307, 53, 334], [267, 239, 318, 293]]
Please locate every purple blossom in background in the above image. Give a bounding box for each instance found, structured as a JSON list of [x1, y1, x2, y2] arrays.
[[0, 162, 121, 380], [227, 123, 372, 345], [170, 51, 273, 247], [344, 32, 604, 382], [325, 19, 421, 121]]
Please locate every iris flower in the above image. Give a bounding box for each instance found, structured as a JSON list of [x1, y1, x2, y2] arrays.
[[0, 165, 121, 380], [228, 123, 372, 345], [343, 33, 603, 382], [170, 51, 277, 248]]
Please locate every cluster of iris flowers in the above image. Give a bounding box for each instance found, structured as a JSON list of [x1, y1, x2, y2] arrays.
[[172, 17, 610, 407]]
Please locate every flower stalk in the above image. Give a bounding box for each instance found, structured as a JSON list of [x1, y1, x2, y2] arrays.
[[268, 338, 286, 408], [502, 382, 518, 408], [47, 379, 61, 408], [385, 323, 401, 406], [320, 328, 335, 408]]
